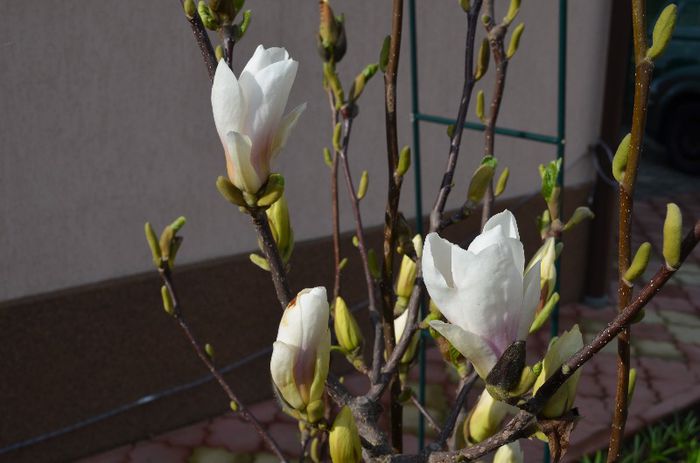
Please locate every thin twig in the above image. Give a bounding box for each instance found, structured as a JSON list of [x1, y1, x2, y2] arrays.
[[608, 1, 653, 459], [326, 90, 343, 301], [410, 394, 442, 435], [251, 209, 293, 309], [158, 265, 288, 462], [177, 0, 217, 82], [380, 0, 406, 451]]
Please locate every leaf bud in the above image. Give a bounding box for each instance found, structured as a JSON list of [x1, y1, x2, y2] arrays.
[[506, 23, 525, 59], [495, 167, 510, 197], [663, 203, 682, 269], [612, 133, 631, 183], [647, 4, 677, 60], [623, 242, 651, 284]]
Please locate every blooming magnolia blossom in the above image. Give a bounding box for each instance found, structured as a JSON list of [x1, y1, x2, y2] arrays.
[[211, 45, 306, 193], [270, 287, 330, 418], [424, 210, 541, 379]]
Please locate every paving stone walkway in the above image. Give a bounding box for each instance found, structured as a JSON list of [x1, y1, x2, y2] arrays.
[[78, 193, 700, 463]]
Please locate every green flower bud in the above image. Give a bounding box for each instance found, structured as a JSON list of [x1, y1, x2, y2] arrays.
[[628, 368, 637, 402], [467, 163, 495, 203], [161, 285, 175, 315], [504, 0, 521, 24], [159, 226, 175, 261], [318, 1, 347, 63], [197, 1, 220, 30], [474, 39, 490, 81], [612, 133, 631, 183], [238, 10, 252, 37], [563, 206, 595, 231], [465, 391, 513, 443], [249, 253, 270, 271], [216, 176, 246, 207], [379, 35, 391, 73], [396, 146, 411, 177], [350, 64, 379, 102], [334, 296, 363, 354], [144, 222, 162, 266], [183, 0, 197, 19], [506, 23, 525, 60], [395, 255, 418, 300], [257, 174, 285, 207], [229, 400, 239, 412], [529, 292, 559, 334], [663, 203, 682, 269], [647, 4, 677, 61], [459, 0, 470, 12], [494, 167, 509, 197], [476, 89, 486, 122], [329, 407, 362, 463], [205, 343, 215, 359], [333, 122, 343, 152], [323, 147, 334, 167], [357, 171, 369, 200], [533, 325, 583, 418], [623, 242, 652, 284], [266, 195, 294, 264], [339, 257, 348, 271]]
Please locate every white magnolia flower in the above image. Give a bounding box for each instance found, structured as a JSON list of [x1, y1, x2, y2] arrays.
[[211, 45, 306, 193], [270, 287, 330, 417], [424, 210, 541, 379]]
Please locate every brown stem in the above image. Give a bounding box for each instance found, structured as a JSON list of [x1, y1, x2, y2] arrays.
[[327, 91, 343, 301], [336, 116, 384, 384], [251, 210, 293, 309], [179, 1, 217, 82], [380, 0, 406, 451], [480, 2, 510, 228], [158, 265, 288, 462], [608, 0, 652, 458]]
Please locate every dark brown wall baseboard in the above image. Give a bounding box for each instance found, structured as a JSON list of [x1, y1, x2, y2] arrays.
[[0, 183, 596, 463]]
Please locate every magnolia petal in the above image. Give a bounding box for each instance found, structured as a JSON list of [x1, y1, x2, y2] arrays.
[[270, 341, 305, 410], [297, 287, 329, 354], [223, 131, 263, 193], [484, 210, 520, 240], [212, 60, 246, 139], [271, 102, 306, 159], [518, 261, 541, 340], [429, 321, 497, 379], [423, 233, 468, 326], [394, 309, 410, 343], [249, 59, 298, 143], [243, 45, 290, 76]]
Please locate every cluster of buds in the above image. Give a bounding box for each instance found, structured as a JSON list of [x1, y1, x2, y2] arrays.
[[186, 0, 251, 43]]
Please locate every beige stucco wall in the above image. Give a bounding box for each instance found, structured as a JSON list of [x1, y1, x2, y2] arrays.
[[0, 1, 610, 302]]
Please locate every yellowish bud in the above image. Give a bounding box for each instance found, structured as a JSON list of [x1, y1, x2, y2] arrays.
[[474, 38, 489, 81], [468, 163, 495, 203], [197, 1, 220, 30], [494, 167, 509, 197], [161, 285, 175, 315], [357, 171, 369, 200], [663, 203, 682, 269], [334, 297, 363, 354], [216, 176, 246, 207], [624, 242, 652, 284], [323, 147, 333, 167], [563, 206, 595, 231], [215, 45, 224, 62], [465, 391, 513, 443], [529, 292, 559, 334], [396, 146, 411, 177], [459, 0, 470, 12], [612, 133, 631, 183], [249, 253, 270, 271], [333, 121, 343, 152], [493, 442, 524, 463], [628, 368, 637, 402], [379, 35, 391, 73], [395, 255, 417, 299], [350, 64, 379, 102], [506, 23, 525, 59], [329, 407, 362, 463], [144, 222, 161, 266], [257, 174, 285, 207], [183, 0, 197, 19], [504, 0, 521, 24], [205, 343, 215, 359], [647, 4, 677, 60], [476, 89, 485, 122], [266, 195, 294, 264]]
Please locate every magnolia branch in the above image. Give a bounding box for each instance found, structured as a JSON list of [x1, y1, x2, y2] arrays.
[[158, 265, 288, 462], [252, 210, 293, 308], [178, 0, 217, 82]]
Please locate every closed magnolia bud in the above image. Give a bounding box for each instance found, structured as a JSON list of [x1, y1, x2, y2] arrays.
[[334, 297, 363, 354], [357, 171, 369, 200], [395, 255, 417, 300], [183, 0, 197, 19], [159, 226, 175, 261], [465, 391, 513, 443], [318, 1, 347, 63], [257, 174, 285, 207], [647, 4, 677, 60], [495, 167, 509, 197], [379, 35, 391, 73], [266, 194, 294, 264], [144, 222, 161, 266], [493, 442, 524, 463], [506, 23, 525, 60], [350, 64, 379, 102], [563, 206, 595, 231], [329, 406, 362, 463], [396, 145, 411, 177], [663, 203, 682, 269], [394, 309, 419, 364], [476, 89, 485, 122], [474, 38, 489, 81], [504, 0, 521, 25], [533, 325, 583, 418], [161, 285, 175, 315], [612, 133, 631, 183], [623, 242, 652, 284]]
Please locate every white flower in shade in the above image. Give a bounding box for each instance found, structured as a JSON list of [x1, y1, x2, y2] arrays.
[[270, 287, 330, 421], [424, 210, 541, 380], [211, 45, 306, 193], [533, 324, 583, 418], [493, 441, 524, 463]]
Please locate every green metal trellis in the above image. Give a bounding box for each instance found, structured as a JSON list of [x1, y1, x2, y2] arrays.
[[407, 1, 568, 458]]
